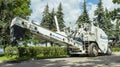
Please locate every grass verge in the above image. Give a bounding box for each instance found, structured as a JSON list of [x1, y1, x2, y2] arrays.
[[0, 55, 16, 62], [0, 55, 68, 63], [112, 47, 120, 52]]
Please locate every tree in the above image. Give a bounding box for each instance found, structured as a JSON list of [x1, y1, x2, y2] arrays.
[[113, 0, 120, 4], [41, 4, 56, 31], [104, 8, 114, 38], [49, 8, 56, 31], [41, 4, 50, 29], [94, 0, 116, 39], [0, 0, 31, 46], [56, 2, 65, 31], [94, 0, 105, 28], [41, 5, 57, 46], [77, 0, 90, 28], [32, 35, 39, 46], [111, 0, 120, 43], [94, 0, 111, 31]]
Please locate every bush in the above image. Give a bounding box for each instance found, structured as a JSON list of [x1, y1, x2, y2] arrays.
[[18, 46, 68, 58], [5, 46, 18, 58]]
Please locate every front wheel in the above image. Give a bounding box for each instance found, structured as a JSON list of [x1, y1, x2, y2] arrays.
[[88, 43, 98, 57], [106, 46, 112, 55]]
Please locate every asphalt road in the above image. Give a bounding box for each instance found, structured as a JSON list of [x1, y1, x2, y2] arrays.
[[0, 52, 120, 67]]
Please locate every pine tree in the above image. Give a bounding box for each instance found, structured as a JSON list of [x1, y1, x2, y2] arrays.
[[104, 8, 114, 38], [77, 0, 90, 28], [95, 0, 116, 39], [111, 0, 120, 40], [94, 0, 105, 28], [41, 5, 58, 46], [83, 0, 90, 23], [113, 0, 120, 4], [56, 2, 65, 31], [49, 8, 56, 31], [41, 4, 50, 29]]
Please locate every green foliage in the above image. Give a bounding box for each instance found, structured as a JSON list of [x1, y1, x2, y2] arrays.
[[94, 0, 105, 25], [18, 47, 31, 58], [94, 0, 104, 16], [109, 0, 120, 41], [41, 3, 65, 45], [77, 0, 90, 28], [104, 9, 114, 38], [41, 4, 50, 29], [41, 3, 65, 31], [42, 8, 56, 31], [5, 46, 18, 58], [18, 46, 68, 58], [49, 8, 56, 31], [12, 0, 31, 18], [109, 9, 120, 20], [0, 0, 31, 23], [0, 0, 31, 46], [56, 2, 65, 31], [94, 0, 115, 39], [0, 55, 17, 61], [41, 4, 56, 31], [32, 35, 40, 46], [112, 0, 120, 4]]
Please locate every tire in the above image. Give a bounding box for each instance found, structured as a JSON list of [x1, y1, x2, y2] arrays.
[[106, 46, 112, 55], [88, 43, 98, 57]]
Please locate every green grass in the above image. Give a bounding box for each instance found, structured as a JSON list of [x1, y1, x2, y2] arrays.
[[0, 54, 68, 62], [0, 55, 17, 61], [112, 47, 120, 52]]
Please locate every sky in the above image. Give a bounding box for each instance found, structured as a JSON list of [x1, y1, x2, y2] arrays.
[[86, 0, 99, 4], [30, 0, 120, 27]]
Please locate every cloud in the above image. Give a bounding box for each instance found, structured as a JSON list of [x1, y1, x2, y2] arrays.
[[102, 0, 120, 11], [30, 0, 83, 27], [30, 0, 120, 27], [88, 0, 120, 21], [88, 3, 97, 21]]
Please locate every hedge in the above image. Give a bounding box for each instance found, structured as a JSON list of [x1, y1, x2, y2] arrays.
[[5, 46, 18, 58], [5, 46, 68, 59]]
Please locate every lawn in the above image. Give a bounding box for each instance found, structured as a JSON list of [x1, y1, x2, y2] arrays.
[[0, 55, 16, 61], [112, 47, 120, 52]]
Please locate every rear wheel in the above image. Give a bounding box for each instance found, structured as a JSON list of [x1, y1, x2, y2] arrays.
[[88, 43, 98, 57]]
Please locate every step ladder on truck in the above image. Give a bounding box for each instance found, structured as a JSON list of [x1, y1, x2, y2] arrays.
[[10, 16, 112, 57]]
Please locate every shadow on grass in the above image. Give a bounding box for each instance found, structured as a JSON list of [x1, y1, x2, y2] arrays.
[[3, 56, 68, 64], [0, 54, 4, 57]]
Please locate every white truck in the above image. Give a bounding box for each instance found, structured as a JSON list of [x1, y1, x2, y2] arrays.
[[10, 16, 112, 57]]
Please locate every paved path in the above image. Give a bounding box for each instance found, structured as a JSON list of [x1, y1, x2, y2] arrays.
[[0, 52, 120, 67]]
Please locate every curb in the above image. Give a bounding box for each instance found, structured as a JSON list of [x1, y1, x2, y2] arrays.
[[0, 61, 3, 63], [112, 52, 120, 56]]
